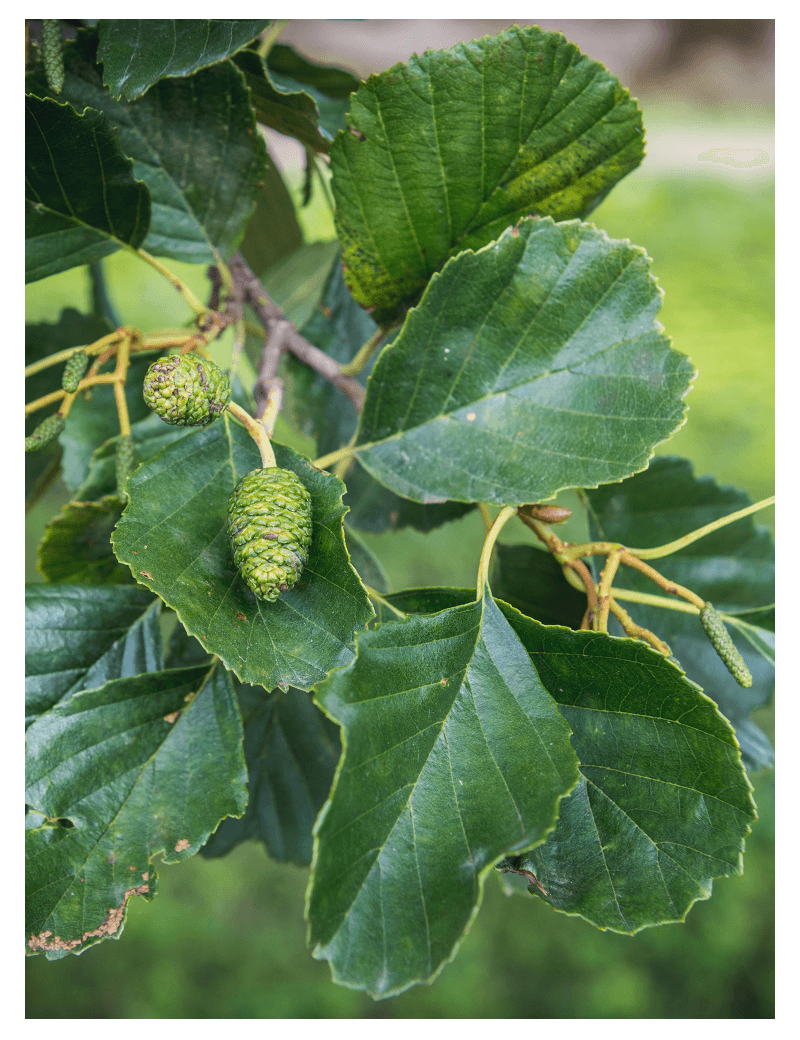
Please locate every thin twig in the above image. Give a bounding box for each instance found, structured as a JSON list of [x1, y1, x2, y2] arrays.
[[618, 552, 706, 610], [206, 264, 224, 312], [608, 599, 672, 656], [595, 548, 624, 633], [228, 253, 366, 412], [566, 558, 598, 614], [253, 318, 290, 422]]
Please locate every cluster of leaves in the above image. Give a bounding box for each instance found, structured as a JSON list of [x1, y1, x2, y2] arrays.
[[25, 20, 773, 1000]]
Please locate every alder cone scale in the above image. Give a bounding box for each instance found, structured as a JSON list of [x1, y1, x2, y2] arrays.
[[143, 353, 231, 426], [227, 468, 313, 602]]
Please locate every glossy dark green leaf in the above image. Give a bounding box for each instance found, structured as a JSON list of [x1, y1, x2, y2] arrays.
[[308, 589, 579, 998], [26, 662, 247, 957], [202, 681, 341, 865], [37, 495, 132, 585], [25, 310, 114, 505], [491, 544, 587, 628], [298, 260, 475, 533], [354, 217, 694, 506], [25, 95, 150, 282], [496, 608, 757, 933], [28, 31, 266, 263], [331, 24, 644, 321], [112, 417, 373, 691], [585, 456, 775, 770], [235, 44, 359, 153], [97, 19, 270, 100], [264, 43, 359, 144], [25, 584, 162, 725]]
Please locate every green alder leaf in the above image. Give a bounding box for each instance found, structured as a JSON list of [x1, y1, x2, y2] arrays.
[[25, 95, 150, 283], [97, 18, 271, 101], [25, 309, 114, 505], [25, 584, 162, 725], [585, 456, 775, 771], [235, 44, 359, 153], [307, 589, 579, 998], [263, 42, 359, 145], [28, 31, 267, 264], [202, 681, 341, 865], [25, 662, 247, 957], [331, 23, 644, 321], [490, 544, 587, 629], [354, 217, 694, 506], [496, 609, 758, 934], [37, 495, 132, 585], [298, 260, 475, 533], [111, 417, 374, 691]]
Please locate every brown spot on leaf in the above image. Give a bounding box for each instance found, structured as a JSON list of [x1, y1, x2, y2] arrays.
[[140, 570, 153, 579], [174, 839, 190, 853], [235, 611, 247, 621], [164, 711, 180, 724], [26, 884, 149, 952]]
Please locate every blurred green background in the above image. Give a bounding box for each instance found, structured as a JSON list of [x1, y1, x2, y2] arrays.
[[26, 20, 774, 1019]]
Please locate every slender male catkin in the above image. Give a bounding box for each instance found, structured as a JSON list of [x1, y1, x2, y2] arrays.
[[42, 20, 64, 94], [699, 602, 753, 688], [25, 412, 65, 452], [62, 349, 89, 393]]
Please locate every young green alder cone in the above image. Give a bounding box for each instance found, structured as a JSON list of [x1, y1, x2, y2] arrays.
[[62, 349, 89, 393], [143, 353, 231, 426], [699, 602, 753, 688], [227, 468, 313, 602], [25, 411, 65, 452]]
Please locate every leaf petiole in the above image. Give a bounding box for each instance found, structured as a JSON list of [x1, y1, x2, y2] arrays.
[[476, 505, 517, 599]]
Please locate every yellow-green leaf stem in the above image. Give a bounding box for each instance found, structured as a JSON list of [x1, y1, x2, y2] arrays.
[[256, 20, 287, 59], [312, 443, 359, 472], [627, 496, 775, 560], [338, 327, 388, 378], [364, 586, 406, 619], [476, 505, 517, 599], [226, 401, 276, 468], [134, 247, 208, 317]]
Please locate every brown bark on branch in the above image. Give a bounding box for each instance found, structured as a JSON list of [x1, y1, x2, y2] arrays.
[[227, 253, 365, 413]]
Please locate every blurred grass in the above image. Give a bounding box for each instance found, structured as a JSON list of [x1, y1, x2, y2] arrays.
[[26, 109, 774, 1018]]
